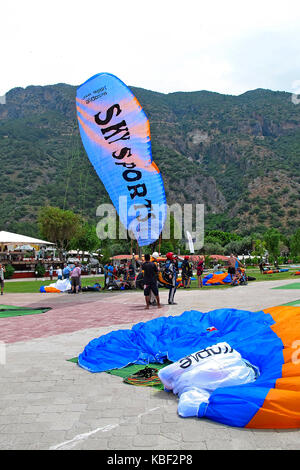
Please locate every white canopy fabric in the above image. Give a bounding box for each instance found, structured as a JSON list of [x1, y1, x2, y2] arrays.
[[0, 231, 53, 246]]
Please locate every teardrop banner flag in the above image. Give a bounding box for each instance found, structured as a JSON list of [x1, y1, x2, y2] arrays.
[[76, 73, 167, 246]]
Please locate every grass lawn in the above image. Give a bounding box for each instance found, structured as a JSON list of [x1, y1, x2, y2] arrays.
[[3, 267, 299, 294], [4, 276, 104, 294], [245, 267, 299, 282]]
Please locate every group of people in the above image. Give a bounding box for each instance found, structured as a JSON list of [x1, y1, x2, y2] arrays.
[[141, 252, 206, 309], [48, 263, 76, 281], [48, 263, 82, 294], [103, 262, 137, 289], [227, 253, 246, 285], [101, 253, 206, 309]]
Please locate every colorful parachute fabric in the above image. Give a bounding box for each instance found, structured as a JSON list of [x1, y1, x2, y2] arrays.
[[203, 272, 232, 286], [76, 73, 167, 246], [40, 279, 72, 293], [78, 306, 300, 428], [264, 269, 289, 274], [158, 341, 260, 419]]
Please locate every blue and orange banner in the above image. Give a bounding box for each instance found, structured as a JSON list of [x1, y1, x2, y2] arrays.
[[76, 73, 166, 246]]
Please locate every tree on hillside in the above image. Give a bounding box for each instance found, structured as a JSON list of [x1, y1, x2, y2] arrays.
[[205, 230, 240, 246], [224, 236, 253, 256], [70, 223, 101, 254], [200, 242, 225, 255], [264, 228, 281, 263], [38, 206, 83, 260], [252, 239, 266, 258], [290, 229, 300, 257]]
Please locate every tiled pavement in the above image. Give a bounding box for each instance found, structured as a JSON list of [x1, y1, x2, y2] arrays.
[[0, 292, 169, 344], [1, 279, 300, 450]]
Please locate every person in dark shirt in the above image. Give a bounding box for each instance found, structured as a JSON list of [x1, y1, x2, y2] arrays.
[[197, 256, 204, 288], [142, 253, 161, 309], [181, 255, 192, 288], [165, 252, 177, 305], [128, 262, 136, 288]]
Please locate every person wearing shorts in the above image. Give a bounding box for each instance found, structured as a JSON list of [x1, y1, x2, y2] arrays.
[[228, 253, 243, 283], [197, 257, 204, 288], [70, 263, 81, 294], [142, 254, 161, 309], [228, 254, 236, 282]]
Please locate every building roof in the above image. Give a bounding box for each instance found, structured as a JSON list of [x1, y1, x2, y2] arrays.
[[209, 255, 229, 261], [0, 231, 53, 246]]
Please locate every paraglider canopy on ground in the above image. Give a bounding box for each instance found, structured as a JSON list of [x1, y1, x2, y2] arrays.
[[77, 306, 300, 429]]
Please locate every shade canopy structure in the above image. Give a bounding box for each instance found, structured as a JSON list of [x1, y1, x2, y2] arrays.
[[0, 231, 54, 247]]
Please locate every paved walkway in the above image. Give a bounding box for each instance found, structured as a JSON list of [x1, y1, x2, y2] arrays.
[[0, 279, 300, 450]]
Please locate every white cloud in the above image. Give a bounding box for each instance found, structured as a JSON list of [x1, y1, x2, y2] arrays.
[[1, 0, 300, 95]]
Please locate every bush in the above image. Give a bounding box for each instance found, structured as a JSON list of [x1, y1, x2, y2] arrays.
[[35, 263, 46, 277], [4, 264, 15, 279]]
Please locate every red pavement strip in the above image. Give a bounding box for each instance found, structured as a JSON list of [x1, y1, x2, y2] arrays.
[[0, 293, 168, 344]]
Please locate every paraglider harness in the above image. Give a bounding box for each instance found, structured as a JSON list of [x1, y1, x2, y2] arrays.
[[181, 259, 193, 280], [123, 366, 161, 387], [159, 267, 173, 287]]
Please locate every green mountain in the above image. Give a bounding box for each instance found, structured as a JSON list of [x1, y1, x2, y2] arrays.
[[0, 83, 299, 237]]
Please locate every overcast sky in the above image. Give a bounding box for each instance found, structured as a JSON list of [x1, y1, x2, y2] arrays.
[[1, 0, 300, 97]]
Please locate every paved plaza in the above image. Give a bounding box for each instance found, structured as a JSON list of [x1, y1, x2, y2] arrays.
[[0, 279, 300, 450]]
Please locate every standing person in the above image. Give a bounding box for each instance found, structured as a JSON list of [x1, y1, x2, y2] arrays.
[[165, 252, 177, 305], [49, 265, 53, 281], [113, 265, 118, 279], [213, 262, 221, 273], [187, 260, 193, 288], [0, 264, 5, 296], [181, 256, 190, 288], [197, 256, 204, 288], [78, 264, 82, 292], [128, 262, 136, 288], [63, 263, 71, 280], [107, 263, 114, 287], [70, 263, 81, 294], [228, 253, 244, 283], [57, 266, 63, 280], [259, 260, 264, 274], [149, 251, 160, 304], [103, 262, 109, 289], [227, 254, 236, 282], [142, 253, 161, 309]]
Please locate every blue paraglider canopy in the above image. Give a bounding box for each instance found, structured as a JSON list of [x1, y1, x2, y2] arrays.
[[77, 306, 300, 428]]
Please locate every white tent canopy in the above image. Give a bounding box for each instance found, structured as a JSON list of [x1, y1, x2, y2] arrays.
[[0, 231, 54, 246]]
